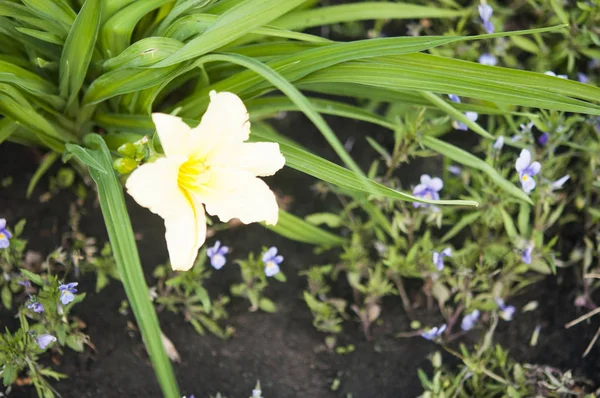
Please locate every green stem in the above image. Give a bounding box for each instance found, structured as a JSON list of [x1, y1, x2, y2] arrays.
[[67, 135, 180, 397]]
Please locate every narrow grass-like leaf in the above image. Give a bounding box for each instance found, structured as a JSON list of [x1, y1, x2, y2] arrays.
[[14, 28, 63, 45], [26, 152, 59, 198], [299, 60, 600, 116], [102, 37, 184, 70], [272, 2, 467, 30], [66, 135, 180, 398], [59, 0, 101, 108], [266, 210, 344, 246], [101, 0, 171, 57], [0, 118, 18, 146], [154, 0, 213, 36], [421, 136, 532, 204], [420, 91, 493, 139], [83, 65, 182, 105], [21, 0, 75, 31], [176, 36, 459, 116], [245, 96, 397, 130], [154, 0, 310, 67], [163, 13, 329, 43], [441, 212, 482, 243], [499, 207, 518, 240], [252, 130, 478, 207]]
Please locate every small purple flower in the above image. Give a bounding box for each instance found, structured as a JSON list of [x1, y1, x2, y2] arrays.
[[578, 73, 589, 84], [496, 298, 516, 321], [252, 390, 262, 398], [0, 219, 12, 249], [18, 280, 31, 287], [36, 334, 56, 349], [432, 248, 452, 271], [538, 133, 548, 145], [421, 324, 447, 340], [453, 112, 478, 131], [515, 149, 541, 194], [544, 71, 567, 79], [550, 175, 570, 191], [521, 245, 533, 264], [412, 174, 443, 208], [58, 282, 78, 305], [479, 53, 497, 66], [27, 301, 44, 313], [493, 136, 504, 151], [478, 3, 494, 34], [262, 247, 283, 277], [448, 94, 461, 103], [206, 241, 229, 270], [461, 310, 480, 331], [447, 165, 462, 175]]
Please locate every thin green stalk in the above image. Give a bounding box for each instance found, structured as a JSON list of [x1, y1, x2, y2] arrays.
[[66, 135, 180, 398]]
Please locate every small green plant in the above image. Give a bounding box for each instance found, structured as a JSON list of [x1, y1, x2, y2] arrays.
[[153, 248, 233, 339], [231, 247, 286, 313]]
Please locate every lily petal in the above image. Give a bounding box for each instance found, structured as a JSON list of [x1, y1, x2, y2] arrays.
[[126, 157, 187, 219], [152, 113, 192, 158], [190, 91, 250, 159], [208, 142, 285, 176], [202, 168, 279, 225], [165, 200, 206, 271]]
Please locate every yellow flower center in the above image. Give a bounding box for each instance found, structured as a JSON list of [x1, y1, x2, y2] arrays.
[[0, 233, 5, 240], [521, 175, 529, 182], [178, 158, 211, 193]]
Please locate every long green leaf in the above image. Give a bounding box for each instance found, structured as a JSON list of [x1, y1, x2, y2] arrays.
[[66, 135, 180, 398], [93, 113, 478, 207], [21, 0, 75, 31], [153, 0, 310, 67], [272, 2, 467, 30], [101, 0, 171, 57], [26, 152, 59, 198], [59, 0, 101, 108], [421, 136, 532, 204], [267, 210, 344, 246]]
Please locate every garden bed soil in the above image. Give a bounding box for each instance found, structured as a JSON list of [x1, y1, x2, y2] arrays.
[[2, 114, 600, 397]]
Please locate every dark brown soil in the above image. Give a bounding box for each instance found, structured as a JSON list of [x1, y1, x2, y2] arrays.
[[1, 114, 599, 397]]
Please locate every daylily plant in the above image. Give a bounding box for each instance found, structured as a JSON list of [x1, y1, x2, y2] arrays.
[[126, 91, 286, 271]]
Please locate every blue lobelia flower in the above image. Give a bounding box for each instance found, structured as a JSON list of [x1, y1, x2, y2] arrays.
[[27, 301, 44, 313], [448, 94, 461, 103], [432, 248, 452, 271], [478, 53, 497, 66], [36, 334, 56, 349], [447, 165, 462, 176], [478, 3, 494, 34], [550, 175, 570, 191], [421, 324, 447, 340], [262, 247, 283, 277], [413, 175, 443, 208], [453, 112, 478, 131], [0, 219, 12, 249], [515, 149, 541, 194], [206, 241, 229, 270], [577, 72, 589, 84], [493, 136, 504, 151], [58, 282, 78, 305], [496, 298, 516, 321], [461, 310, 480, 331], [521, 245, 533, 264]]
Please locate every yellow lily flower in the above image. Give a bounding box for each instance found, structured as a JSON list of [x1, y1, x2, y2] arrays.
[[126, 91, 285, 271]]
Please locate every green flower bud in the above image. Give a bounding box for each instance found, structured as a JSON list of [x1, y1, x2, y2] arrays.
[[113, 157, 138, 175], [117, 143, 136, 158]]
